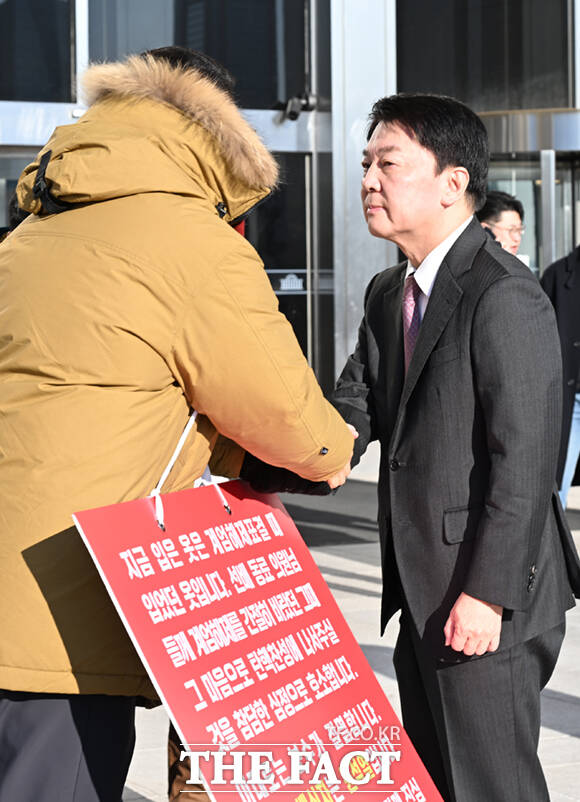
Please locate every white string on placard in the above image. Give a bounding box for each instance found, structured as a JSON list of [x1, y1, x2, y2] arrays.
[[149, 410, 232, 530], [197, 466, 232, 516]]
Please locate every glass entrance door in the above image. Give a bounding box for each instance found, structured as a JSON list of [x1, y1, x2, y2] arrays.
[[488, 155, 575, 275]]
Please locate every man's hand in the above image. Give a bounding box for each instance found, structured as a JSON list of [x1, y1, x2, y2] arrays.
[[444, 592, 503, 656], [326, 425, 358, 489]]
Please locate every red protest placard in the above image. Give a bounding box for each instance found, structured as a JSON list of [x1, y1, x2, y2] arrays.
[[73, 481, 443, 802]]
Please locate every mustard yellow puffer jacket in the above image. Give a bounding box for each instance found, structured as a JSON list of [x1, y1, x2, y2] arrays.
[[0, 56, 352, 699]]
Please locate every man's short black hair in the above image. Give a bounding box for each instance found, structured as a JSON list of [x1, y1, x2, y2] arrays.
[[476, 190, 524, 224], [142, 46, 235, 98], [8, 192, 28, 230], [368, 93, 489, 211]]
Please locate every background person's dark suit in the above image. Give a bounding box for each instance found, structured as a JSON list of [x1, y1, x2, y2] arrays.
[[540, 246, 580, 490], [332, 219, 580, 801]]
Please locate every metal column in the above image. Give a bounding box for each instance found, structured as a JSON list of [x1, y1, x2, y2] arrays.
[[331, 0, 398, 378], [540, 149, 557, 270], [74, 0, 90, 100]]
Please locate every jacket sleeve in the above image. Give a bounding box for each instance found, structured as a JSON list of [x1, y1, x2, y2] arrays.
[[331, 277, 379, 468], [169, 239, 353, 482], [239, 274, 382, 493], [463, 275, 563, 610]]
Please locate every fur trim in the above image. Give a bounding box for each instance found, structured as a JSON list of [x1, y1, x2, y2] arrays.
[[82, 55, 278, 190]]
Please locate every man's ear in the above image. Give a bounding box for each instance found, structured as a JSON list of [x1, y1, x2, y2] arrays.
[[441, 166, 470, 208]]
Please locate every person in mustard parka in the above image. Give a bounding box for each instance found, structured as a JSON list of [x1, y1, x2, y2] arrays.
[[0, 47, 354, 801]]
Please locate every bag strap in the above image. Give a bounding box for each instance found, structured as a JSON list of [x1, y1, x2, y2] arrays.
[[33, 151, 74, 215], [150, 410, 231, 531]]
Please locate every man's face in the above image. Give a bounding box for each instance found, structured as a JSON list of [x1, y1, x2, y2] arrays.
[[360, 122, 449, 247], [480, 210, 523, 255]]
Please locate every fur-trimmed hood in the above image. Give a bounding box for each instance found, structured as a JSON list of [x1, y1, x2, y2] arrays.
[[83, 55, 278, 190], [17, 55, 278, 219]]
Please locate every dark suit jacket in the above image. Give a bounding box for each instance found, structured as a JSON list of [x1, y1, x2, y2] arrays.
[[540, 247, 580, 486], [333, 219, 580, 660]]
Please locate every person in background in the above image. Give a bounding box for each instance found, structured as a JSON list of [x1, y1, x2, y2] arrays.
[[0, 47, 355, 802], [541, 247, 580, 508], [476, 189, 525, 255]]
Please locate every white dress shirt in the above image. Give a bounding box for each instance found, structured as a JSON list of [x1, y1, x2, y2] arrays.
[[404, 216, 473, 319]]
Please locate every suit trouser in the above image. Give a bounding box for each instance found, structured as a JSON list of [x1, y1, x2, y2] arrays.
[[393, 614, 565, 802], [0, 691, 136, 802]]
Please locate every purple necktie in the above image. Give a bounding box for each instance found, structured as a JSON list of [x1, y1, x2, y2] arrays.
[[402, 274, 422, 373]]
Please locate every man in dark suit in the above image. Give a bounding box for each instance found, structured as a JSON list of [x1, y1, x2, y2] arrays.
[[331, 94, 580, 802]]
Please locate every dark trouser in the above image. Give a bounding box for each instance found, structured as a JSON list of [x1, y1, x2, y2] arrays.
[[168, 722, 209, 801], [0, 691, 136, 802], [393, 615, 565, 802]]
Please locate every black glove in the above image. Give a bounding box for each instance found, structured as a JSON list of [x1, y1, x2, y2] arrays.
[[240, 452, 333, 496]]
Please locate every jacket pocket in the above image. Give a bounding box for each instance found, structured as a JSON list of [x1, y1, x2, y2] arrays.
[[443, 505, 482, 544], [429, 342, 460, 365]]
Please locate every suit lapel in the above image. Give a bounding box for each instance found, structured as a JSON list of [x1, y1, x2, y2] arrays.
[[397, 219, 485, 412], [398, 260, 463, 409], [383, 271, 405, 433]]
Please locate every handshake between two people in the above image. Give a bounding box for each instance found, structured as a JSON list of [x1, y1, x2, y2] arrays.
[[239, 423, 358, 497]]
